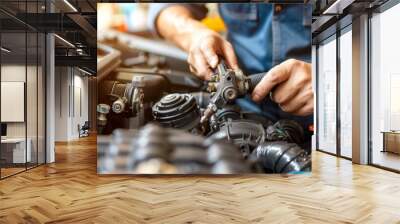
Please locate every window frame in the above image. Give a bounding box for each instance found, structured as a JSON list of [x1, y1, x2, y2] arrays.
[[315, 22, 353, 160], [314, 0, 400, 173]]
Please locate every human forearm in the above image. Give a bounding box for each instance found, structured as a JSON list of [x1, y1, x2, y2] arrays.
[[155, 5, 213, 52], [155, 5, 238, 80]]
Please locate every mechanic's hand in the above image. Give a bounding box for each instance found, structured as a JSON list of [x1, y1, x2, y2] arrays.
[[251, 59, 313, 116], [187, 31, 239, 80]]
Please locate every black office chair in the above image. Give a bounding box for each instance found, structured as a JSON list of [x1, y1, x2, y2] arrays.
[[79, 121, 90, 138]]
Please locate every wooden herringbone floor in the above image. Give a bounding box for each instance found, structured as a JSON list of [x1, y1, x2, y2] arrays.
[[1, 135, 400, 224]]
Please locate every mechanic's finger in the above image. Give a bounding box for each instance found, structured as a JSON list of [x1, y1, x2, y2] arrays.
[[273, 60, 312, 103], [292, 99, 314, 116], [187, 53, 199, 75], [192, 50, 212, 80], [279, 90, 307, 113], [221, 42, 239, 70], [272, 79, 301, 104], [200, 41, 219, 68], [189, 64, 197, 74], [188, 51, 206, 79], [251, 63, 290, 103], [279, 82, 313, 112]]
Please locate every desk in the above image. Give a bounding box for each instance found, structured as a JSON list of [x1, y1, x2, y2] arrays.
[[381, 131, 400, 154], [1, 138, 31, 164]]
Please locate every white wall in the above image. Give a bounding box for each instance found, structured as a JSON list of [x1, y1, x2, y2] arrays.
[[74, 73, 89, 131], [1, 64, 46, 164], [1, 65, 31, 138], [55, 67, 69, 141], [54, 67, 89, 141]]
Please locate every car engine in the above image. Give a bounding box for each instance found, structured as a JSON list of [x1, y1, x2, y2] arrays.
[[97, 32, 311, 174]]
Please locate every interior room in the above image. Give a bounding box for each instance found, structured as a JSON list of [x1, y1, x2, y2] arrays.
[[1, 0, 400, 223], [0, 3, 46, 178], [369, 5, 400, 171], [0, 0, 97, 179], [314, 0, 400, 172]]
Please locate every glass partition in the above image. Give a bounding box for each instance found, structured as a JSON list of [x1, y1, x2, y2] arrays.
[[317, 36, 337, 155], [0, 1, 46, 179], [26, 0, 46, 169], [0, 31, 28, 177]]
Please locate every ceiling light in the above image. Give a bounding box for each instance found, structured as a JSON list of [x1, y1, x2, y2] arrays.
[[63, 0, 78, 12], [323, 0, 354, 15], [1, 47, 11, 53], [78, 67, 93, 76], [54, 34, 75, 48]]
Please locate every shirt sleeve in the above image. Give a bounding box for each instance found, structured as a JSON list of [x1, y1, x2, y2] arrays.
[[147, 3, 208, 36]]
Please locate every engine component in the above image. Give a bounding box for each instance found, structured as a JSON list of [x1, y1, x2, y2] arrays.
[[241, 112, 273, 128], [112, 97, 127, 114], [192, 92, 211, 109], [105, 75, 160, 111], [208, 120, 266, 158], [214, 105, 241, 122], [97, 104, 111, 133], [97, 124, 252, 174], [200, 59, 267, 124], [266, 120, 305, 144], [97, 42, 312, 174], [253, 141, 311, 173], [207, 141, 243, 164], [115, 67, 202, 92], [101, 75, 166, 107], [210, 105, 273, 128], [207, 105, 273, 158], [212, 160, 250, 174], [152, 93, 201, 131], [123, 52, 167, 67], [99, 73, 168, 132], [97, 44, 121, 81], [130, 76, 144, 110], [107, 80, 130, 115], [133, 125, 173, 162]]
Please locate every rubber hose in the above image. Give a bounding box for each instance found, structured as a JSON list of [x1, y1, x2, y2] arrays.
[[248, 72, 267, 92], [253, 141, 311, 173]]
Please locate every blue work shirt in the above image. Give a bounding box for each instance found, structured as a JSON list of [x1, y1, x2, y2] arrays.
[[148, 3, 313, 141]]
